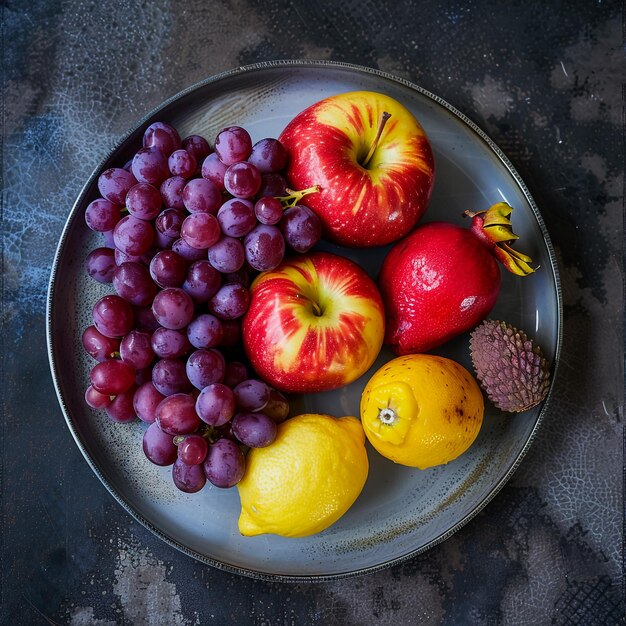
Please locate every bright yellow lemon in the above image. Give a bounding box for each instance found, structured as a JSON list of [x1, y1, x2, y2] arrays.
[[360, 354, 484, 469], [237, 413, 369, 538]]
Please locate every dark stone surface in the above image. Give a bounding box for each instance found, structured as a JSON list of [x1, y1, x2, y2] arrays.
[[2, 0, 623, 624]]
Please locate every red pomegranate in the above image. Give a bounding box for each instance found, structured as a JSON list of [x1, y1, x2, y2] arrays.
[[379, 202, 535, 355]]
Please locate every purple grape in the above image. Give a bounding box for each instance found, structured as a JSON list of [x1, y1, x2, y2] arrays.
[[187, 314, 223, 349], [155, 393, 201, 435], [168, 149, 197, 178], [181, 212, 221, 249], [203, 438, 245, 488], [113, 262, 157, 307], [120, 329, 154, 370], [114, 247, 146, 266], [82, 248, 111, 282], [217, 198, 256, 237], [280, 205, 322, 253], [151, 327, 192, 359], [207, 236, 245, 273], [231, 412, 277, 448], [143, 122, 181, 156], [152, 357, 191, 396], [248, 138, 287, 173], [126, 183, 162, 220], [182, 134, 211, 162], [113, 215, 154, 256], [152, 287, 194, 330], [223, 361, 248, 388], [243, 224, 285, 272], [177, 435, 209, 465], [213, 421, 238, 443], [98, 167, 137, 205], [208, 282, 250, 320], [133, 381, 165, 424], [201, 153, 228, 190], [254, 196, 283, 225], [233, 379, 270, 412], [172, 459, 207, 493], [132, 146, 170, 185], [154, 229, 176, 250], [82, 325, 121, 361], [135, 367, 152, 386], [85, 198, 121, 232], [143, 422, 177, 466], [156, 207, 185, 238], [149, 250, 188, 288], [219, 319, 242, 347], [171, 238, 207, 262], [223, 161, 261, 198], [186, 348, 225, 390], [182, 178, 221, 214], [93, 294, 134, 338], [133, 305, 160, 333], [160, 176, 186, 209], [112, 249, 147, 269], [214, 126, 252, 165], [86, 247, 116, 283], [182, 260, 221, 302], [263, 389, 290, 423], [102, 228, 116, 248], [105, 385, 138, 423], [85, 385, 113, 409], [257, 173, 288, 198], [221, 265, 250, 287], [90, 359, 136, 395], [195, 383, 235, 426]]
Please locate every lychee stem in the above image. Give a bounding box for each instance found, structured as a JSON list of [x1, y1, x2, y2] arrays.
[[378, 407, 397, 425], [361, 112, 392, 168]]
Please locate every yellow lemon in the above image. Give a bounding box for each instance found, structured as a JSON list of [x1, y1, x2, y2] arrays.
[[360, 354, 484, 469], [237, 413, 369, 538]]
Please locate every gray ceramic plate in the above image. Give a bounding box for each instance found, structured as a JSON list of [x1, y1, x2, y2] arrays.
[[47, 61, 562, 581]]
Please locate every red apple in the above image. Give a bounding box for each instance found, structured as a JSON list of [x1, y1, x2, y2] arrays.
[[242, 251, 385, 393], [279, 91, 435, 247]]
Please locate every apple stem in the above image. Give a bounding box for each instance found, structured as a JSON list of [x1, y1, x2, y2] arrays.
[[378, 407, 397, 425], [361, 111, 392, 168], [277, 185, 320, 209]]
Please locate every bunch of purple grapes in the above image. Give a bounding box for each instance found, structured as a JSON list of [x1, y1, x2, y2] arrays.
[[81, 120, 309, 493]]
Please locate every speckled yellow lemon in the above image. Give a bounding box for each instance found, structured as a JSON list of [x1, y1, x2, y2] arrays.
[[360, 355, 484, 469], [237, 413, 369, 538]]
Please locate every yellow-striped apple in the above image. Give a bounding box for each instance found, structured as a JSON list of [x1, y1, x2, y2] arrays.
[[279, 91, 435, 247], [242, 251, 385, 393]]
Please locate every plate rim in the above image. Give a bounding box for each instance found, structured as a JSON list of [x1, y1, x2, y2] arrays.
[[46, 59, 563, 582]]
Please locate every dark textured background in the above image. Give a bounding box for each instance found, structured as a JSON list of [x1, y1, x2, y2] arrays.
[[2, 1, 623, 624]]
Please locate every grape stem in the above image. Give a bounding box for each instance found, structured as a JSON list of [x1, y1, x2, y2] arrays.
[[277, 185, 320, 209]]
